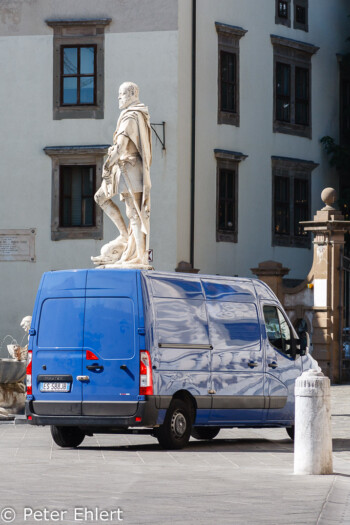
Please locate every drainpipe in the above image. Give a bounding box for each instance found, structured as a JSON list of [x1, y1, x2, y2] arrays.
[[190, 0, 196, 268]]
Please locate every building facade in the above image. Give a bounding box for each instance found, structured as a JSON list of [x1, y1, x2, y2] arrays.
[[0, 0, 349, 345]]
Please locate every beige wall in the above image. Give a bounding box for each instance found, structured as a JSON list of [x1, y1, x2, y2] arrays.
[[177, 0, 349, 279], [0, 0, 178, 36], [0, 4, 179, 347]]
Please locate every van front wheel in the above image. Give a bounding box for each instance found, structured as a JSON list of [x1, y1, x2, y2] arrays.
[[155, 399, 192, 450], [51, 426, 85, 448]]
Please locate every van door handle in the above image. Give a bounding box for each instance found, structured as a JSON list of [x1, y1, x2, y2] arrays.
[[248, 361, 258, 368], [86, 363, 104, 372], [268, 361, 278, 369]]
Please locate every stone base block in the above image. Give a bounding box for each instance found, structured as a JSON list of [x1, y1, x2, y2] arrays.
[[0, 382, 26, 414]]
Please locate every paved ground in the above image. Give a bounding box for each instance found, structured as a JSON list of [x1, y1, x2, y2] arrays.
[[0, 386, 349, 525]]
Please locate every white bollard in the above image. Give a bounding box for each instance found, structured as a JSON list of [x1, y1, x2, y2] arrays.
[[294, 369, 333, 475]]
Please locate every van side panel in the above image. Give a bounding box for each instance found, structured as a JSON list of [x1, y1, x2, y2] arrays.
[[202, 279, 266, 424], [141, 273, 211, 409]]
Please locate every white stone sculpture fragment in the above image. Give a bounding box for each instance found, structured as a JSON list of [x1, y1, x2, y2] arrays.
[[7, 315, 31, 361], [92, 81, 152, 268]]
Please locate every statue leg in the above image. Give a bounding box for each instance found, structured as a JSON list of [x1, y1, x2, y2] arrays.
[[92, 187, 128, 263], [123, 193, 147, 264], [94, 187, 128, 238]]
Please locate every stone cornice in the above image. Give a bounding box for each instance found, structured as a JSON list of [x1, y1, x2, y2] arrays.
[[215, 22, 247, 39], [46, 19, 112, 28], [272, 156, 319, 171], [44, 145, 109, 157], [270, 34, 319, 55], [214, 149, 248, 162]]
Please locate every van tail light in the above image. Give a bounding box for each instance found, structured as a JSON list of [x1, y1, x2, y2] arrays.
[[26, 351, 32, 396], [140, 350, 153, 395]]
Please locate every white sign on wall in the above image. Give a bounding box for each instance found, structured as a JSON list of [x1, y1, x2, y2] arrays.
[[0, 229, 36, 262], [314, 279, 327, 307]]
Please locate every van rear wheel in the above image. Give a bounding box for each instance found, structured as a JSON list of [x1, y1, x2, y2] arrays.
[[191, 427, 220, 440], [155, 399, 192, 450], [51, 426, 85, 448]]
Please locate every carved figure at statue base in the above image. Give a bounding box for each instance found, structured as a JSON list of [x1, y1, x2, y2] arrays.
[[92, 82, 152, 269]]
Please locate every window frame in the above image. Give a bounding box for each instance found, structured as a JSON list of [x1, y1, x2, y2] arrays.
[[271, 35, 318, 139], [60, 44, 97, 107], [294, 0, 308, 32], [263, 304, 294, 357], [216, 22, 247, 127], [44, 145, 109, 240], [59, 164, 96, 228], [272, 156, 318, 248], [275, 0, 291, 27], [46, 18, 111, 120], [214, 149, 247, 243]]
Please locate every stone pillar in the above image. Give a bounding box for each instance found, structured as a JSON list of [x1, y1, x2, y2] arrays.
[[301, 188, 350, 383], [251, 260, 290, 302], [294, 369, 333, 475]]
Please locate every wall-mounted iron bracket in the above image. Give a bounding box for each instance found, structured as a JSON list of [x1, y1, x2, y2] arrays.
[[151, 122, 166, 150]]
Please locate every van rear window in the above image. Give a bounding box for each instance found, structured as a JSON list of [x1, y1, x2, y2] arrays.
[[38, 298, 84, 348]]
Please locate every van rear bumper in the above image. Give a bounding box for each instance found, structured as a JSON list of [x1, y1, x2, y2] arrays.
[[25, 397, 159, 428]]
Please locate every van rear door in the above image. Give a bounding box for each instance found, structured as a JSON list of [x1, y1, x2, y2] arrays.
[[82, 270, 141, 417], [32, 271, 86, 416]]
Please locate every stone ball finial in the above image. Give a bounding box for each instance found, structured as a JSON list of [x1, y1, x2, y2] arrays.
[[321, 187, 337, 210]]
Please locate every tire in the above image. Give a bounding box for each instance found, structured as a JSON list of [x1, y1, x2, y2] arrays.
[[51, 426, 85, 448], [155, 399, 192, 450], [286, 426, 294, 441], [191, 427, 220, 440]]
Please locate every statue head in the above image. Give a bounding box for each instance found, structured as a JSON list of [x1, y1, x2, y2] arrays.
[[20, 315, 32, 333], [118, 81, 140, 109]]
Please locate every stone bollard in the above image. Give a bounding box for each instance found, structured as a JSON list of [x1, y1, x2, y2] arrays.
[[294, 369, 333, 475]]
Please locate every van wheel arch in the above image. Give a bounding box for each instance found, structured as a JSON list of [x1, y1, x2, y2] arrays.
[[172, 390, 196, 424]]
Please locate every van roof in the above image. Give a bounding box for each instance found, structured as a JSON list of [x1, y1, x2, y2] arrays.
[[39, 268, 278, 302]]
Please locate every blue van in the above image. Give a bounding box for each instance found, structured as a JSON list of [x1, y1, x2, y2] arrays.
[[25, 269, 317, 449]]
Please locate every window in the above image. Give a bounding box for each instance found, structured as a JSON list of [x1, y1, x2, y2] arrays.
[[275, 0, 308, 31], [294, 0, 308, 32], [44, 145, 108, 240], [46, 18, 111, 120], [275, 0, 291, 27], [263, 305, 292, 356], [60, 166, 95, 227], [339, 56, 350, 146], [271, 35, 318, 138], [215, 149, 247, 243], [61, 46, 96, 106], [272, 156, 318, 248], [220, 51, 236, 113], [216, 22, 247, 127]]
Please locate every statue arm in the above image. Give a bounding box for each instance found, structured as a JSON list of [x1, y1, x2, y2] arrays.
[[108, 134, 129, 166]]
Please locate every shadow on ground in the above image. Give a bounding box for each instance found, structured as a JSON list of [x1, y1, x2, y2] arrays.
[[78, 437, 294, 453]]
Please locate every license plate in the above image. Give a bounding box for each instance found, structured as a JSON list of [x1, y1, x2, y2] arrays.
[[40, 382, 70, 393]]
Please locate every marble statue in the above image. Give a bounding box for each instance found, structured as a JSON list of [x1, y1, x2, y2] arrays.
[[7, 315, 31, 362], [92, 82, 152, 268]]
